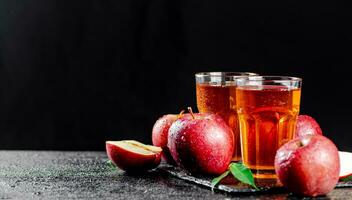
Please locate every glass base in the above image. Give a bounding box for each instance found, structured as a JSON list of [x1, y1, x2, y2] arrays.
[[231, 156, 241, 162], [251, 169, 277, 179]]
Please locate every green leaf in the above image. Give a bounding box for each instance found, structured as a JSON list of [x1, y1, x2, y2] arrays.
[[211, 170, 230, 191], [341, 175, 352, 182], [229, 163, 259, 190], [106, 160, 117, 170]]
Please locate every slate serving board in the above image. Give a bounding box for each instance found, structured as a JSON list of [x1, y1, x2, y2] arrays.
[[158, 163, 352, 194]]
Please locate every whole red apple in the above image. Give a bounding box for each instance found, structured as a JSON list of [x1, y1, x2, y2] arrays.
[[275, 135, 340, 197], [295, 115, 323, 138], [106, 140, 162, 172], [168, 108, 234, 175], [152, 114, 179, 164]]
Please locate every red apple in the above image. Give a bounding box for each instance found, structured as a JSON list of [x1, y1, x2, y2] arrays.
[[106, 140, 162, 172], [275, 135, 340, 197], [295, 115, 323, 138], [339, 151, 352, 179], [168, 108, 234, 175], [152, 114, 179, 164]]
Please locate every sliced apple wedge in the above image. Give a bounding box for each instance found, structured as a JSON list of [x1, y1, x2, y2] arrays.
[[106, 140, 162, 172], [339, 151, 352, 179]]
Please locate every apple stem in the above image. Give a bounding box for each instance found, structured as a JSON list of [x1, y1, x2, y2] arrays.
[[178, 110, 185, 118], [187, 107, 195, 119]]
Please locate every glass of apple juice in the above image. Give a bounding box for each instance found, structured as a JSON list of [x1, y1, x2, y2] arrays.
[[195, 72, 258, 161], [235, 76, 302, 179]]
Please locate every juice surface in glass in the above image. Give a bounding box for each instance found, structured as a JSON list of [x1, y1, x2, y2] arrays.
[[236, 85, 301, 179], [196, 83, 241, 161]]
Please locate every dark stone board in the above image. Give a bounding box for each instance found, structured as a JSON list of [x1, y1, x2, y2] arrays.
[[159, 163, 352, 194]]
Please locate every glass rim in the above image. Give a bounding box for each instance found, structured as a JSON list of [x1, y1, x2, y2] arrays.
[[236, 75, 302, 82], [195, 72, 258, 78]]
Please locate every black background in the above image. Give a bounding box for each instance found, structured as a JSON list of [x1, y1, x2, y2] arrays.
[[0, 0, 351, 151]]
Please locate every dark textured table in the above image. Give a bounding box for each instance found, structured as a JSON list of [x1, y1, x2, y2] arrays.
[[0, 151, 351, 199]]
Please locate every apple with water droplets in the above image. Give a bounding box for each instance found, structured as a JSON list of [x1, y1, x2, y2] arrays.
[[152, 114, 180, 164], [168, 108, 234, 175], [275, 135, 340, 197], [295, 115, 323, 138]]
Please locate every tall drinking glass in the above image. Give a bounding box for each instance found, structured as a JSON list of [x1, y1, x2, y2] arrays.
[[236, 76, 302, 178], [195, 72, 258, 161]]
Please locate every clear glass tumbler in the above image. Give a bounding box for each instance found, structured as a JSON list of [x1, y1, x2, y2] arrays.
[[195, 72, 258, 161], [236, 76, 302, 178]]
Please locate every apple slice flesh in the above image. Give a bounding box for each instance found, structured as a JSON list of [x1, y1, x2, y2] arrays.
[[339, 151, 352, 179], [122, 140, 162, 153], [106, 140, 162, 172], [107, 141, 155, 155]]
